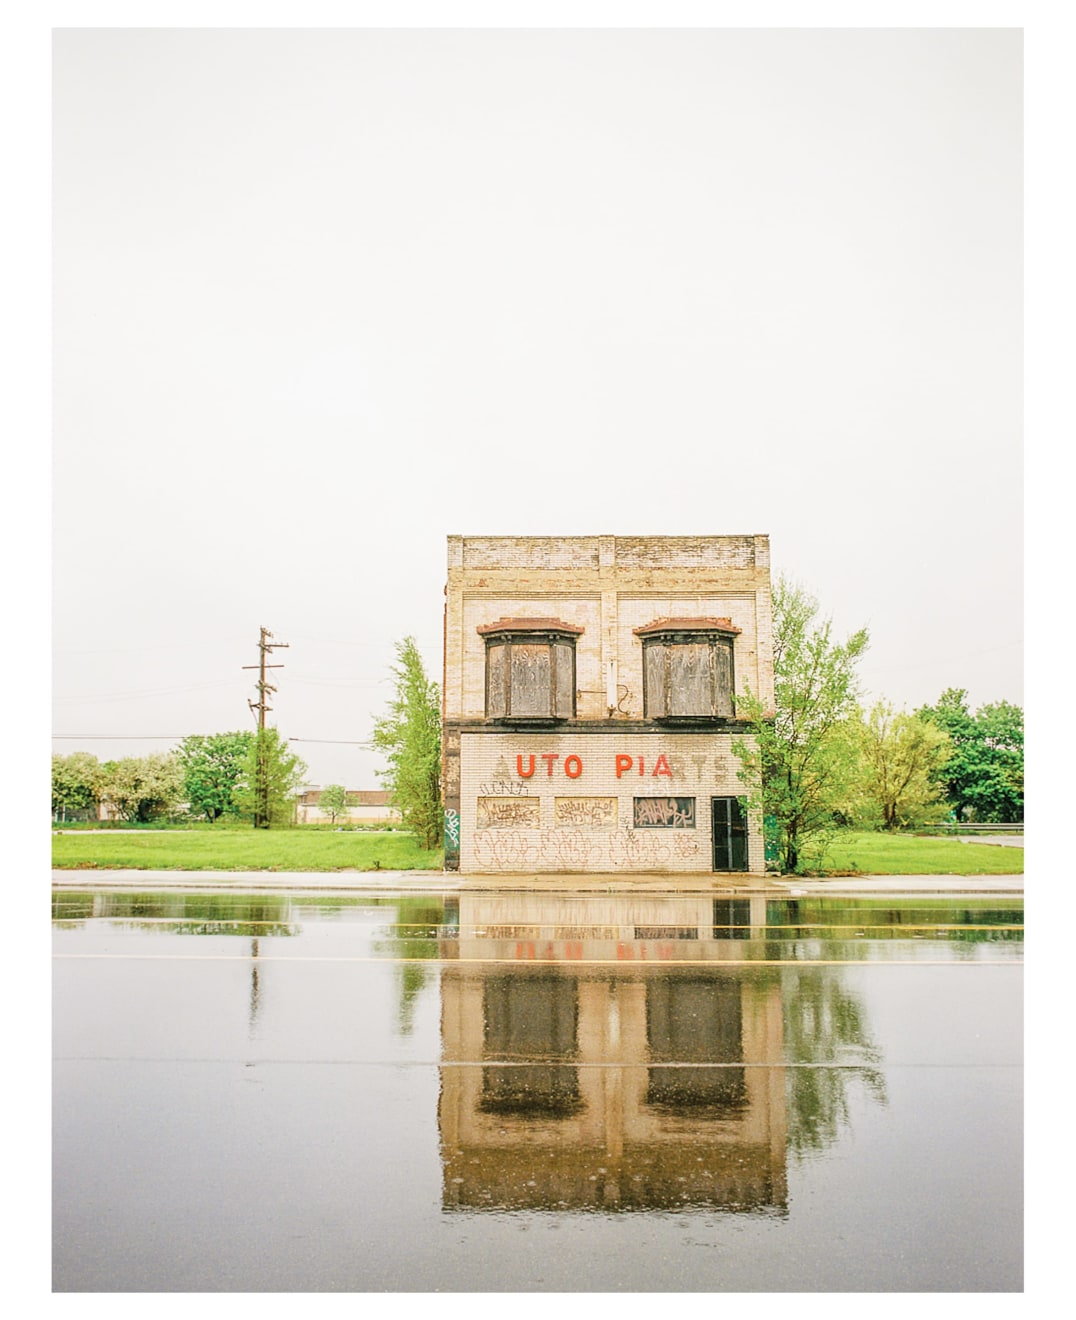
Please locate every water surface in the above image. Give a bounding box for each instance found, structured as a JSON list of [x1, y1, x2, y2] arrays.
[[52, 886, 1022, 1292]]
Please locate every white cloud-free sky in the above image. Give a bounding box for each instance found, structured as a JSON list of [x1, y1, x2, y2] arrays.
[[51, 25, 1023, 788]]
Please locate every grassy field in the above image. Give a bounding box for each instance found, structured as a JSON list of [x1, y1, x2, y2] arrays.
[[51, 827, 443, 872], [51, 826, 1022, 875], [816, 831, 1022, 875]]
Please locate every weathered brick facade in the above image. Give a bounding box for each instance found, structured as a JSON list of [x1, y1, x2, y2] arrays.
[[444, 535, 774, 874]]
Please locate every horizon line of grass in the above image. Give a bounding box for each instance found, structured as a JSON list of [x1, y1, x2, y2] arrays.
[[51, 826, 1021, 876]]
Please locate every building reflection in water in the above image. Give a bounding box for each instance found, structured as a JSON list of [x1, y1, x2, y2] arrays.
[[438, 893, 787, 1214]]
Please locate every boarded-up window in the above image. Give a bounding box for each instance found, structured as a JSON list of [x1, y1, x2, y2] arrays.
[[713, 641, 734, 716], [553, 641, 575, 718], [486, 642, 508, 718], [640, 631, 736, 719], [554, 797, 617, 829], [669, 642, 712, 716], [510, 643, 551, 716], [477, 797, 541, 829], [479, 623, 580, 721], [645, 645, 667, 717]]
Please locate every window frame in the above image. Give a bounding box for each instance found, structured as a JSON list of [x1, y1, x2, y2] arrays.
[[478, 618, 583, 724], [634, 617, 740, 721]]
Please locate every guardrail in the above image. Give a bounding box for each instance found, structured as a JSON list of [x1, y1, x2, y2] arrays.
[[919, 822, 1023, 835]]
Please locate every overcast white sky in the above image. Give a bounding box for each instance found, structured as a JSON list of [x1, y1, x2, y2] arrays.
[[51, 25, 1023, 789]]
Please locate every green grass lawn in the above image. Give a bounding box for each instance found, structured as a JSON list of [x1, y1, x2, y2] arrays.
[[816, 830, 1022, 876], [51, 825, 1021, 875], [51, 827, 443, 872]]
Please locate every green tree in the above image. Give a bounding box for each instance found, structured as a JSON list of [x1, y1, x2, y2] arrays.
[[99, 752, 184, 823], [735, 576, 869, 873], [319, 783, 350, 826], [176, 731, 255, 822], [850, 700, 951, 830], [371, 637, 443, 849], [917, 688, 1023, 822], [52, 752, 103, 820], [234, 728, 307, 828]]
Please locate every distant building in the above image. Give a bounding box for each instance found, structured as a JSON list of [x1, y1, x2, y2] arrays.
[[442, 534, 774, 874], [296, 788, 401, 824]]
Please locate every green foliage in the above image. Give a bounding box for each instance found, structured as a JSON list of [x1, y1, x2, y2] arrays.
[[849, 700, 951, 830], [319, 784, 350, 825], [52, 752, 102, 819], [99, 752, 185, 823], [780, 966, 887, 1157], [371, 637, 443, 849], [176, 731, 255, 822], [372, 897, 447, 1034], [917, 688, 1024, 822], [735, 576, 868, 873], [233, 728, 307, 828]]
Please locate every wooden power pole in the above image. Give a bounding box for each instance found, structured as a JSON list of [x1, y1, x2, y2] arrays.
[[243, 627, 289, 827]]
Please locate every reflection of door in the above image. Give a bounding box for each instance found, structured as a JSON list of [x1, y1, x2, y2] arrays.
[[712, 796, 748, 871]]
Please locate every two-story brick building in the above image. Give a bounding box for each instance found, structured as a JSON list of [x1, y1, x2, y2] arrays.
[[442, 534, 774, 874]]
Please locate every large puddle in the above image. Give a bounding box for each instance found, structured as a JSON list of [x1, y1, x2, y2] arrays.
[[52, 886, 1023, 1292]]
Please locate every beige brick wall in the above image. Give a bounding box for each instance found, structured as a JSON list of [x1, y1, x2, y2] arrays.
[[460, 731, 762, 873], [460, 592, 603, 719], [445, 534, 774, 721], [445, 534, 773, 874]]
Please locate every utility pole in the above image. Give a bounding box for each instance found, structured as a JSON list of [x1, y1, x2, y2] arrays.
[[243, 627, 289, 827]]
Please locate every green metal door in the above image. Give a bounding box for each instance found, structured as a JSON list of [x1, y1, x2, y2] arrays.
[[712, 796, 748, 871]]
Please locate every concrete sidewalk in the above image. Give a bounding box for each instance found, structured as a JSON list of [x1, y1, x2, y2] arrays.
[[51, 868, 1024, 896]]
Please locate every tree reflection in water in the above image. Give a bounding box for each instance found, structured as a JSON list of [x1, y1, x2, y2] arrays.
[[779, 964, 887, 1156], [370, 896, 446, 1036], [49, 890, 296, 937]]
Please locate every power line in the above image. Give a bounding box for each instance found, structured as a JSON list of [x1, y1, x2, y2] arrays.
[[53, 680, 240, 703], [861, 638, 1023, 677], [54, 643, 232, 656], [289, 738, 372, 746], [287, 674, 385, 688], [285, 634, 384, 648], [54, 736, 375, 749]]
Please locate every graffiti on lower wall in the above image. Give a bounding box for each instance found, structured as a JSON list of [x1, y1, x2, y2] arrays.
[[553, 797, 617, 829], [468, 827, 703, 871], [476, 797, 541, 829]]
